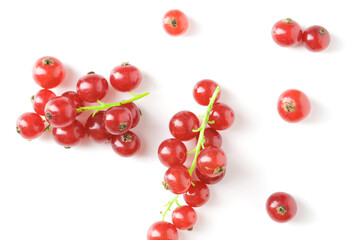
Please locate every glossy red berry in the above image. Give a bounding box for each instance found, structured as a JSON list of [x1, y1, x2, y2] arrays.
[[76, 72, 108, 103], [104, 106, 133, 135], [197, 147, 227, 178], [172, 205, 197, 230], [302, 25, 330, 52], [163, 9, 189, 36], [208, 102, 235, 130], [272, 18, 302, 47], [183, 180, 210, 207], [32, 89, 56, 116], [109, 63, 142, 92], [158, 138, 187, 168], [85, 111, 113, 143], [277, 89, 311, 123], [169, 111, 200, 141], [122, 102, 141, 128], [266, 192, 297, 223], [111, 131, 141, 157], [44, 96, 77, 127], [16, 112, 45, 140], [61, 91, 85, 115], [193, 79, 220, 106], [163, 165, 191, 194], [195, 168, 226, 185], [52, 120, 85, 147], [147, 221, 178, 240], [198, 127, 222, 148], [32, 56, 66, 89]]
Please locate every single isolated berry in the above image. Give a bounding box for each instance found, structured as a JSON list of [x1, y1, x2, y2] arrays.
[[16, 112, 45, 140], [111, 131, 141, 157], [277, 89, 311, 123], [172, 205, 197, 230], [32, 56, 66, 89], [76, 72, 108, 103], [271, 18, 302, 47], [158, 138, 187, 168], [109, 63, 142, 92], [193, 79, 221, 106], [266, 192, 297, 223], [147, 221, 178, 240], [302, 25, 330, 52], [163, 9, 189, 36]]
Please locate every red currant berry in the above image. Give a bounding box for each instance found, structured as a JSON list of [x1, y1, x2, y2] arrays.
[[198, 127, 222, 148], [163, 165, 191, 195], [208, 102, 235, 130], [277, 89, 311, 123], [16, 112, 45, 140], [183, 180, 210, 207], [32, 56, 66, 89], [158, 138, 187, 168], [272, 18, 302, 47], [195, 167, 226, 185], [147, 221, 178, 240], [32, 89, 56, 116], [193, 79, 221, 106], [76, 72, 108, 103], [109, 63, 142, 92], [111, 131, 141, 157], [266, 192, 297, 223], [302, 25, 330, 52], [85, 111, 113, 143], [169, 111, 200, 141], [52, 119, 85, 148], [104, 106, 133, 135], [61, 91, 85, 115], [197, 147, 226, 178], [44, 96, 77, 127], [172, 205, 197, 230], [122, 102, 141, 128], [163, 9, 189, 36]]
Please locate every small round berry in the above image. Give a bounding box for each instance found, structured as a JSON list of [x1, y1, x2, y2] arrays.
[[103, 106, 133, 135], [163, 9, 189, 36], [183, 180, 210, 207], [32, 89, 56, 116], [147, 221, 178, 240], [16, 112, 45, 140], [163, 165, 191, 195], [271, 18, 302, 47], [111, 131, 141, 157], [158, 138, 187, 168], [76, 72, 108, 103], [277, 89, 311, 123], [208, 102, 235, 130], [302, 25, 330, 52], [193, 79, 221, 106], [197, 147, 227, 178], [195, 167, 226, 185], [44, 96, 77, 128], [169, 111, 200, 141], [266, 192, 297, 223], [32, 56, 66, 89], [109, 63, 142, 92], [172, 205, 197, 230], [85, 111, 113, 143], [52, 120, 85, 148]]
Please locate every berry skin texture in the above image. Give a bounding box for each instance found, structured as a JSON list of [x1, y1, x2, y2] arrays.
[[277, 89, 311, 123], [16, 112, 45, 140], [32, 89, 56, 116], [111, 131, 141, 157], [193, 79, 221, 106], [172, 205, 197, 230], [272, 18, 302, 47], [147, 221, 178, 240], [104, 106, 133, 135], [198, 127, 222, 148], [169, 111, 200, 141], [32, 56, 66, 89], [183, 180, 210, 207], [163, 165, 191, 194], [109, 63, 142, 92], [158, 138, 187, 168], [302, 25, 330, 52], [122, 102, 141, 128], [208, 102, 235, 130], [61, 91, 85, 115], [52, 120, 85, 147], [197, 147, 227, 178], [85, 111, 113, 143], [76, 72, 108, 103], [44, 96, 77, 128], [266, 192, 297, 223], [195, 167, 226, 185], [163, 9, 189, 36]]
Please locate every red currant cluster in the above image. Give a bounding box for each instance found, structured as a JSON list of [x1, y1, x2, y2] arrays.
[[147, 80, 235, 240], [16, 56, 149, 157], [272, 18, 330, 52]]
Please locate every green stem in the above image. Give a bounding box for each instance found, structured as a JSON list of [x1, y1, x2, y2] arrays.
[[76, 91, 150, 114], [162, 195, 179, 221]]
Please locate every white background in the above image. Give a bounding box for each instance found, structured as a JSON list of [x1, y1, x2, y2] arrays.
[[1, 0, 359, 239]]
